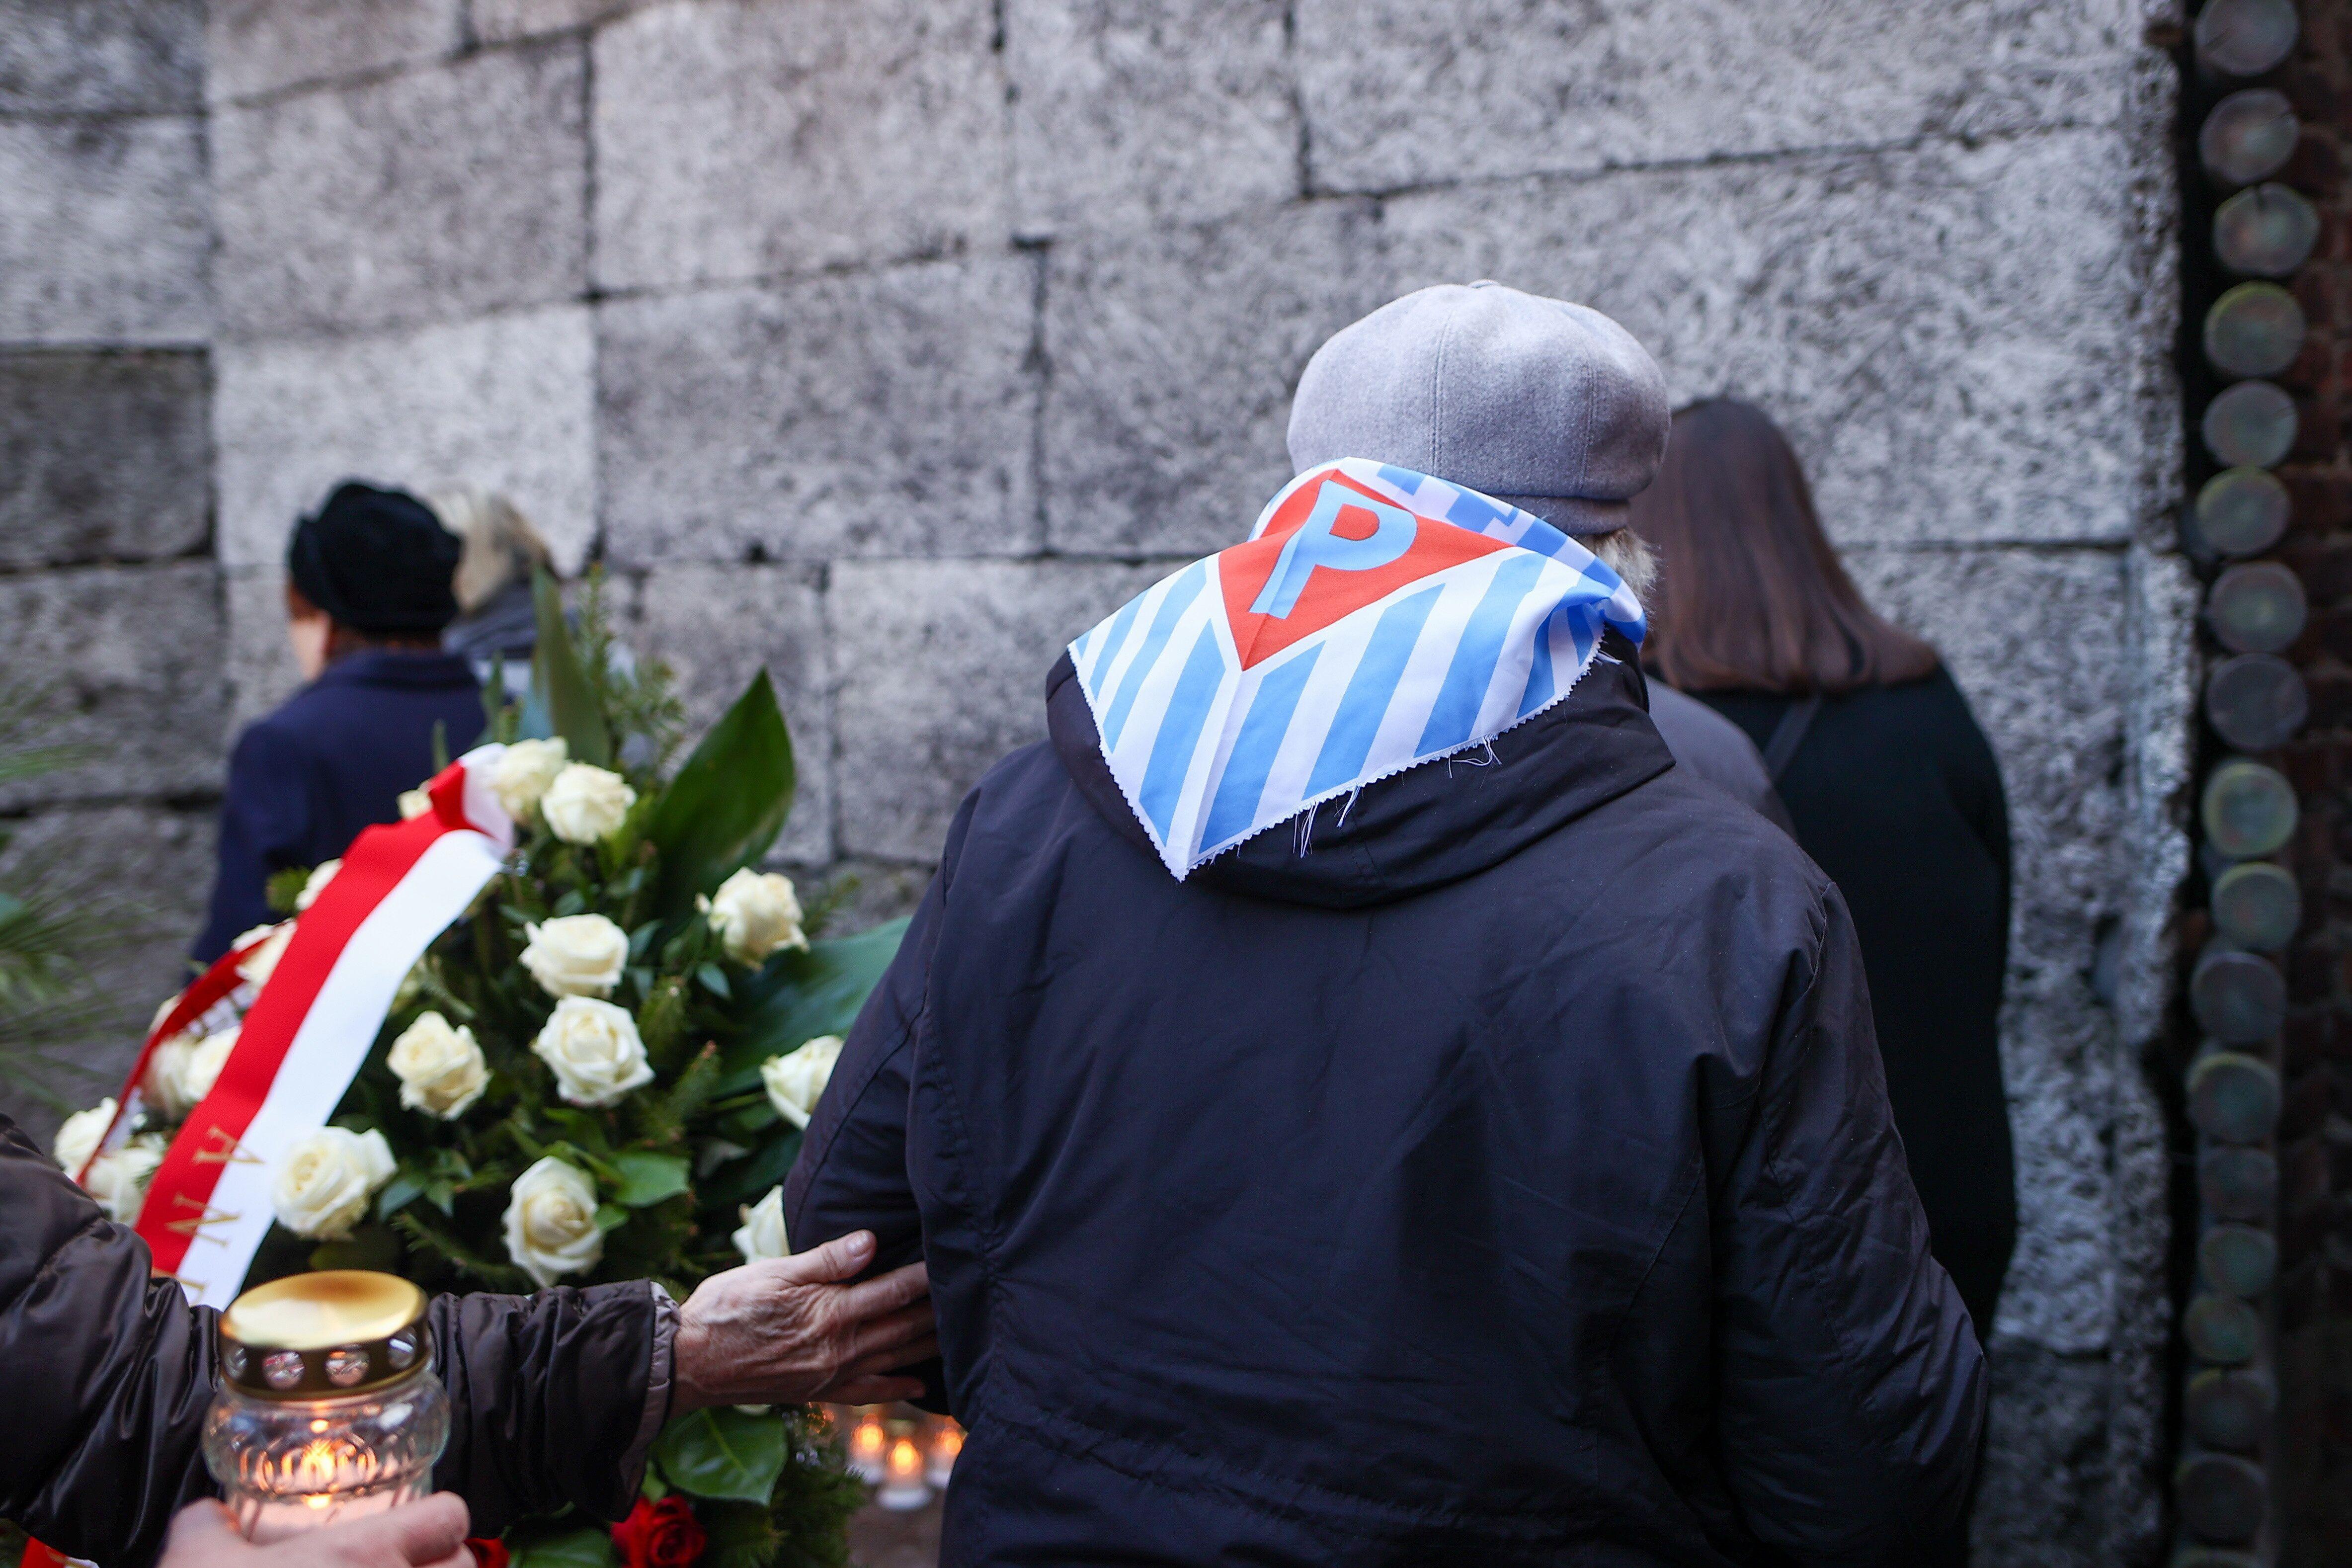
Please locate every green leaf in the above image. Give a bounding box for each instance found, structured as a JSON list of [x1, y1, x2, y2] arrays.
[[264, 866, 310, 916], [696, 962, 730, 1000], [594, 1203, 631, 1233], [700, 1127, 800, 1213], [722, 918, 908, 1080], [652, 1407, 789, 1503], [510, 1525, 615, 1568], [641, 671, 794, 918], [530, 568, 612, 768], [612, 1150, 691, 1208], [375, 1172, 425, 1222]]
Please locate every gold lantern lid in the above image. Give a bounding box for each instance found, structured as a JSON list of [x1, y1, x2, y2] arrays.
[[218, 1271, 432, 1400]]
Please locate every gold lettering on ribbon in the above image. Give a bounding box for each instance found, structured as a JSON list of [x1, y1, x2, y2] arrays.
[[190, 1124, 262, 1166], [163, 1192, 240, 1246]]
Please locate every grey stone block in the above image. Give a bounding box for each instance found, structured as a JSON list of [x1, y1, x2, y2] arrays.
[[213, 40, 587, 335], [1296, 0, 2148, 194], [1971, 1341, 2116, 1568], [213, 305, 595, 572], [0, 802, 218, 1148], [0, 349, 210, 570], [0, 0, 203, 113], [0, 115, 209, 343], [1043, 198, 1385, 556], [778, 856, 934, 937], [472, 0, 638, 41], [0, 562, 225, 808], [831, 558, 1170, 859], [599, 259, 1037, 566], [631, 564, 834, 864], [1005, 0, 1297, 237], [592, 0, 1007, 291], [206, 0, 461, 103], [223, 565, 304, 738], [1382, 131, 2165, 548]]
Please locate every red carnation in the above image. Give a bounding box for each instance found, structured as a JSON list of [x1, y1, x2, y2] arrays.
[[464, 1540, 510, 1568], [611, 1497, 707, 1568]]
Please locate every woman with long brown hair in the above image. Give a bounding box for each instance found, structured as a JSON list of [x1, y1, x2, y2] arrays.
[[1630, 398, 2017, 1344]]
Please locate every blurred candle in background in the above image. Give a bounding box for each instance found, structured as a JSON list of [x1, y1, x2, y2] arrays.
[[846, 1407, 889, 1485], [877, 1436, 930, 1512], [927, 1418, 963, 1489]]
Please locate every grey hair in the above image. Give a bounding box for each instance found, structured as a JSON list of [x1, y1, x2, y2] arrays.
[[428, 486, 554, 615], [1586, 528, 1658, 604]]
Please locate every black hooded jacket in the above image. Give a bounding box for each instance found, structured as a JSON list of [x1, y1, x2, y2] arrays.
[[0, 1116, 667, 1568], [786, 644, 1985, 1567]]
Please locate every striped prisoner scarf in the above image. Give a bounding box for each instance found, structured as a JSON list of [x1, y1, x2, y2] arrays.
[[1068, 459, 1646, 879]]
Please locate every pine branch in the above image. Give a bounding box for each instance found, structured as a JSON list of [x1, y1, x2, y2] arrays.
[[390, 1207, 534, 1291]]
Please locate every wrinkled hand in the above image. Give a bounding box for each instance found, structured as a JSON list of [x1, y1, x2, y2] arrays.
[[161, 1496, 471, 1568], [672, 1230, 935, 1412]]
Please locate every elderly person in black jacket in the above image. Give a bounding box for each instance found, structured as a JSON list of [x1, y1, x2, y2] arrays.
[[0, 1113, 932, 1568], [787, 284, 1984, 1566]]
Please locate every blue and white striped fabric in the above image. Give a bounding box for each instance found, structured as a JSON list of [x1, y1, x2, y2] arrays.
[[1068, 459, 1645, 879]]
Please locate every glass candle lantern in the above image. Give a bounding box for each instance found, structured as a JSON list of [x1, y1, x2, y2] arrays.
[[203, 1271, 450, 1543], [845, 1407, 889, 1485], [875, 1435, 930, 1512], [925, 1419, 962, 1489]]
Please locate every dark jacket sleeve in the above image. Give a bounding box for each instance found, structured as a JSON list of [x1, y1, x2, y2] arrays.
[[0, 1116, 665, 1564], [0, 1117, 218, 1568], [783, 802, 968, 1409], [196, 721, 318, 962], [427, 1281, 667, 1534], [1703, 889, 1987, 1564], [783, 850, 948, 1281]]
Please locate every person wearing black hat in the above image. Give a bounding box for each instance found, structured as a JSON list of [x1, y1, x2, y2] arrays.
[[192, 482, 488, 961]]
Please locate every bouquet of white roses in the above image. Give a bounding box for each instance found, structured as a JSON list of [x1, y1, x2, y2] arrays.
[[54, 574, 898, 1568]]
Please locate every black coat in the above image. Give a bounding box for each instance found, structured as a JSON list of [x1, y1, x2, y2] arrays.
[[196, 651, 487, 962], [0, 1116, 664, 1567], [787, 645, 1984, 1567], [1697, 671, 2015, 1335]]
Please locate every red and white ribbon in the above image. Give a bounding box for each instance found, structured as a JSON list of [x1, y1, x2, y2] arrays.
[[98, 744, 516, 1305]]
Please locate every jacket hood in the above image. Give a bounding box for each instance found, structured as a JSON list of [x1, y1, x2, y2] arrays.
[[1047, 633, 1675, 908]]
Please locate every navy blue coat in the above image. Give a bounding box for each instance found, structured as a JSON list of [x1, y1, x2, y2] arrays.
[[787, 645, 1983, 1567], [195, 651, 485, 961]]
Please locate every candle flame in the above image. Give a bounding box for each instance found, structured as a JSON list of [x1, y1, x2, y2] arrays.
[[851, 1415, 887, 1458], [888, 1438, 922, 1481]]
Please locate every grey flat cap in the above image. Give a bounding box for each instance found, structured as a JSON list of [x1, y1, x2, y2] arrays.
[[1288, 282, 1670, 534]]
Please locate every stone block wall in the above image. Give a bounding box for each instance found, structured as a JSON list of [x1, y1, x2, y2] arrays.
[[0, 0, 222, 1127], [3, 1, 2200, 1558]]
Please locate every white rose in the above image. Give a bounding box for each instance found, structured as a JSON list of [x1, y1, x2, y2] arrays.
[[490, 738, 568, 821], [147, 1026, 240, 1121], [235, 922, 295, 989], [86, 1133, 167, 1223], [295, 858, 341, 911], [388, 1011, 489, 1119], [540, 763, 637, 844], [143, 1033, 198, 1120], [532, 996, 653, 1107], [502, 1155, 604, 1288], [270, 1127, 396, 1239], [52, 1098, 117, 1175], [520, 913, 629, 998], [733, 1185, 790, 1262], [398, 789, 432, 821], [760, 1035, 843, 1130], [699, 869, 809, 965]]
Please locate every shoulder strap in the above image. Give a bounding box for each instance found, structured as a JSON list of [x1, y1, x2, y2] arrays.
[[1761, 696, 1824, 784]]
